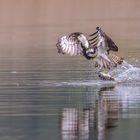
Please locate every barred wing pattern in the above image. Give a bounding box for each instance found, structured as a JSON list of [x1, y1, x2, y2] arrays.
[[88, 27, 123, 70], [56, 33, 87, 56]]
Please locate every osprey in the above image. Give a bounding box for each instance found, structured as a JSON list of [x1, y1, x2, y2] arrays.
[[56, 27, 123, 80]]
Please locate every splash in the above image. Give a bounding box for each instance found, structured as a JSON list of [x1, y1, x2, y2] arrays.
[[108, 61, 140, 82], [41, 80, 116, 87]]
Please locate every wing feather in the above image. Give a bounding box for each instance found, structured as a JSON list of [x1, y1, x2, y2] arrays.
[[92, 27, 123, 70], [70, 45, 74, 56], [106, 35, 118, 52], [56, 33, 85, 56]]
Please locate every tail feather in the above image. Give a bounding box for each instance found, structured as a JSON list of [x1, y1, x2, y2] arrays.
[[109, 54, 123, 66]]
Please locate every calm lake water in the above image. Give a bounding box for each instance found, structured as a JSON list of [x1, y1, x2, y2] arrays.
[[0, 1, 140, 140]]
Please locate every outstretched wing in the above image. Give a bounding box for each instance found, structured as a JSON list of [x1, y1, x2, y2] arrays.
[[56, 32, 86, 56], [88, 27, 123, 70], [89, 27, 118, 53]]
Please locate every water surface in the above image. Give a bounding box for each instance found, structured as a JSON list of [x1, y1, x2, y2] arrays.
[[0, 1, 140, 140]]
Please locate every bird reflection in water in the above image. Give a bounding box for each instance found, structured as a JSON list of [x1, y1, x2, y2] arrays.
[[96, 87, 120, 140], [60, 87, 121, 140], [60, 108, 93, 140]]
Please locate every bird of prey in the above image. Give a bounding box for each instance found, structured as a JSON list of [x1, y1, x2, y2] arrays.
[[56, 27, 123, 80]]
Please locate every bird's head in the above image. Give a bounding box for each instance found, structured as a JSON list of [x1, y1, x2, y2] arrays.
[[85, 47, 98, 59]]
